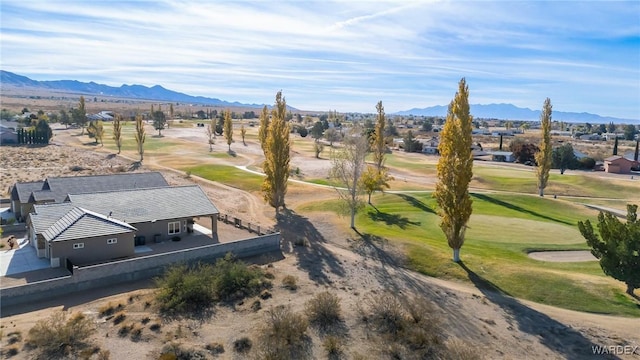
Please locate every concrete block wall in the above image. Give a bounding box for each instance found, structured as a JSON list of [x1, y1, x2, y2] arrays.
[[1, 233, 280, 308]]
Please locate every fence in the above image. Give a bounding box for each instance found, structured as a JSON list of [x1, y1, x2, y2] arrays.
[[1, 233, 281, 308], [217, 213, 276, 236]]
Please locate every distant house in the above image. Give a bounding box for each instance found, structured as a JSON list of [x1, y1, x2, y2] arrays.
[[10, 172, 169, 222], [27, 185, 219, 267], [604, 156, 637, 174], [579, 134, 601, 141], [87, 111, 114, 121], [489, 151, 515, 162]]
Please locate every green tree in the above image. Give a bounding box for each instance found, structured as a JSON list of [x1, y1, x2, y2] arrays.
[[113, 114, 123, 154], [310, 121, 325, 142], [134, 114, 146, 161], [613, 137, 619, 156], [624, 124, 638, 141], [258, 105, 270, 150], [262, 91, 291, 212], [372, 101, 386, 170], [361, 165, 393, 204], [608, 121, 616, 133], [168, 103, 174, 129], [434, 78, 474, 263], [35, 119, 52, 143], [73, 96, 87, 134], [59, 109, 71, 128], [240, 122, 247, 146], [223, 109, 233, 151], [403, 130, 422, 152], [153, 110, 166, 136], [578, 204, 640, 295], [552, 143, 576, 174], [331, 126, 369, 229], [535, 98, 553, 197]]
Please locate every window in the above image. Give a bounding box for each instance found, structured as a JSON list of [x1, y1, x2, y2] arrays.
[[73, 243, 84, 249], [107, 238, 117, 245], [168, 221, 181, 235]]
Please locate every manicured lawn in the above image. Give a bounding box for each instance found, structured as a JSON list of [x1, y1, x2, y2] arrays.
[[185, 164, 264, 192], [300, 192, 640, 316]]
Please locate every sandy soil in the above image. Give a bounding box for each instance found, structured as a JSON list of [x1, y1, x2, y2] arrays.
[[1, 129, 639, 359]]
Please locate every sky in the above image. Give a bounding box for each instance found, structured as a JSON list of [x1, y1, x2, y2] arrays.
[[1, 1, 639, 119]]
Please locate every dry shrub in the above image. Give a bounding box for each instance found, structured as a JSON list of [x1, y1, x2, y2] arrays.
[[1, 344, 19, 358], [282, 275, 298, 290], [112, 311, 126, 325], [360, 292, 445, 358], [257, 306, 310, 359], [322, 336, 343, 358], [443, 338, 483, 360], [96, 349, 111, 360], [99, 302, 124, 317], [6, 331, 22, 344], [233, 337, 252, 353], [27, 311, 96, 359], [305, 291, 342, 330], [130, 324, 143, 341], [149, 322, 162, 332], [160, 342, 207, 360], [205, 342, 225, 355]]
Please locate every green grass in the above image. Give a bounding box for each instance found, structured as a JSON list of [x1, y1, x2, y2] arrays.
[[184, 164, 264, 192], [300, 192, 640, 317], [471, 166, 640, 198]]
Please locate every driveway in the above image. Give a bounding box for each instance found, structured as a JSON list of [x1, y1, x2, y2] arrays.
[[0, 237, 51, 276]]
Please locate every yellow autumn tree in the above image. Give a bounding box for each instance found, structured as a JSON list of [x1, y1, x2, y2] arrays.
[[258, 105, 270, 151], [223, 109, 233, 152], [134, 114, 145, 161], [535, 98, 553, 197], [262, 91, 291, 212], [113, 114, 123, 154], [434, 78, 474, 263], [361, 165, 393, 205], [372, 101, 386, 170]]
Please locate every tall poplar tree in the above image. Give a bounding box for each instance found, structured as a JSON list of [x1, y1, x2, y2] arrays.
[[75, 96, 87, 134], [434, 78, 474, 263], [372, 101, 386, 170], [258, 105, 270, 151], [240, 122, 247, 145], [113, 114, 123, 154], [135, 114, 146, 161], [168, 103, 174, 128], [535, 98, 553, 197], [223, 109, 233, 151], [262, 91, 291, 212]]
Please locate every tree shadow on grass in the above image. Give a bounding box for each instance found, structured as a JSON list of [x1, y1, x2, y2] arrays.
[[471, 193, 573, 225], [275, 209, 344, 285], [367, 209, 421, 229], [458, 261, 623, 360], [394, 193, 436, 214]]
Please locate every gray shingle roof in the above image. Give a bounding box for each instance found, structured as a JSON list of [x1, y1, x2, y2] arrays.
[[31, 203, 77, 234], [12, 181, 45, 202], [12, 172, 169, 204], [42, 207, 136, 242], [67, 185, 219, 224]]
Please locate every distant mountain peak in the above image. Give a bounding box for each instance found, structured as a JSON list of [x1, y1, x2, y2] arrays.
[[395, 103, 638, 124], [0, 70, 270, 109]]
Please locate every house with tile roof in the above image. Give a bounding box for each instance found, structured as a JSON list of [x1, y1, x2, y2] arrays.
[[10, 172, 169, 221], [604, 155, 638, 174], [27, 185, 219, 267]]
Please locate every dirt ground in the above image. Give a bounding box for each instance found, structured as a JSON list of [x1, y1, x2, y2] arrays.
[[0, 130, 639, 359]]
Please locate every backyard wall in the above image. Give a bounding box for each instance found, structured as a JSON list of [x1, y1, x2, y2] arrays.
[[1, 233, 280, 308]]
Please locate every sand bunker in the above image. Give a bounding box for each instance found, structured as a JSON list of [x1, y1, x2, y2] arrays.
[[528, 250, 597, 262]]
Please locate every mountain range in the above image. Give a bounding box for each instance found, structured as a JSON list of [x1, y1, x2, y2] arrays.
[[0, 70, 265, 109], [2, 70, 637, 124], [395, 104, 639, 124]]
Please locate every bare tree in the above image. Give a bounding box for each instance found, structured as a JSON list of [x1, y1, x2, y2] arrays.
[[206, 116, 215, 152], [330, 126, 369, 229]]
